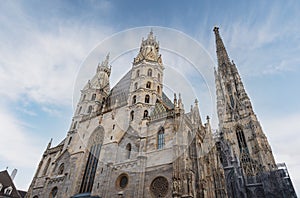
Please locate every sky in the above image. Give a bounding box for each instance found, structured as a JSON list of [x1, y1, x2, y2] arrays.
[[0, 0, 299, 194]]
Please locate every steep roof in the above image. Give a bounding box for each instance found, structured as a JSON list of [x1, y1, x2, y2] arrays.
[[105, 70, 132, 109], [0, 170, 22, 198]]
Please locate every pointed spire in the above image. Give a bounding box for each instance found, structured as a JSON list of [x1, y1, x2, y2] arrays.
[[148, 28, 154, 40], [47, 138, 52, 150], [213, 27, 230, 66], [97, 53, 111, 77], [174, 93, 177, 107], [134, 30, 160, 64]]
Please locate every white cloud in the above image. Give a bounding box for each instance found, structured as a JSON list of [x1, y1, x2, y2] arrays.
[[0, 104, 44, 190]]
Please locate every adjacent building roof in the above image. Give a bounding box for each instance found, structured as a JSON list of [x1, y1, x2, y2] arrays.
[[0, 170, 25, 198]]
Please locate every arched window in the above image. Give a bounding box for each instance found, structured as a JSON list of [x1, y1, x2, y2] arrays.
[[157, 127, 165, 149], [136, 70, 140, 77], [82, 94, 86, 101], [91, 93, 96, 101], [4, 186, 12, 195], [33, 196, 38, 198], [132, 95, 137, 104], [126, 143, 131, 159], [143, 110, 148, 118], [145, 95, 150, 103], [87, 106, 93, 113], [80, 126, 104, 193], [73, 121, 77, 130], [158, 73, 161, 81], [147, 69, 152, 77], [130, 111, 134, 121], [50, 187, 58, 198], [157, 86, 160, 93], [146, 81, 151, 89], [227, 84, 232, 93], [236, 127, 247, 151], [43, 158, 51, 176], [0, 183, 3, 191], [58, 163, 64, 175], [78, 106, 82, 114], [134, 82, 138, 90]]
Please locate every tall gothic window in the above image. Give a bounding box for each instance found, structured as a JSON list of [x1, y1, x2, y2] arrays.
[[80, 126, 104, 193], [146, 81, 151, 89], [132, 95, 137, 104], [157, 127, 165, 149], [230, 96, 235, 107], [145, 95, 150, 103], [82, 94, 86, 101], [158, 73, 161, 81], [50, 187, 58, 198], [68, 137, 72, 145], [227, 84, 232, 93], [130, 111, 134, 121], [87, 106, 93, 113], [78, 106, 82, 114], [43, 158, 51, 176], [136, 70, 140, 77], [126, 143, 131, 159], [147, 69, 152, 77], [227, 84, 235, 107], [58, 163, 64, 175], [157, 86, 160, 93], [236, 127, 247, 151], [91, 94, 96, 101], [134, 82, 138, 90], [73, 121, 77, 130]]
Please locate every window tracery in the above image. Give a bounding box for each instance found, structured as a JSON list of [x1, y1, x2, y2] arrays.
[[150, 176, 168, 197], [157, 127, 165, 149]]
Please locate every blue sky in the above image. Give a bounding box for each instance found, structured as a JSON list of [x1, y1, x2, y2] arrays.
[[0, 0, 299, 194]]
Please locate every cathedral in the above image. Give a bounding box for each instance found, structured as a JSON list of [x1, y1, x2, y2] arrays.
[[26, 28, 297, 198]]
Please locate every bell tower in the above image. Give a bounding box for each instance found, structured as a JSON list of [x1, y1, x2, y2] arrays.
[[128, 30, 164, 124], [213, 27, 276, 176]]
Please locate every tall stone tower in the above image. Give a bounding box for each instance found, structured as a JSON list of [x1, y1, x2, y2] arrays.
[[213, 27, 276, 176], [129, 30, 164, 128]]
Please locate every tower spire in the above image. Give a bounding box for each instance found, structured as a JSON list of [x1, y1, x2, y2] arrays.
[[213, 27, 230, 66], [213, 27, 276, 176]]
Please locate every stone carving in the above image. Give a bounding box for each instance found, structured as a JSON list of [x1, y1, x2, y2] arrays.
[[150, 176, 169, 197], [88, 126, 104, 147]]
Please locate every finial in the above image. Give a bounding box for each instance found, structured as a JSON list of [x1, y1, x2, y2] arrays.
[[148, 28, 154, 40], [174, 93, 177, 106], [194, 99, 198, 104], [206, 115, 210, 122], [47, 138, 52, 149], [213, 26, 219, 33], [102, 52, 110, 67]]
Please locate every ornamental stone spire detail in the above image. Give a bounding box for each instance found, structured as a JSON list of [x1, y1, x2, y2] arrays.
[[134, 30, 162, 65]]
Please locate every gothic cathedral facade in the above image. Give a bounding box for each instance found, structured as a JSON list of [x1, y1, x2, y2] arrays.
[[26, 28, 297, 198]]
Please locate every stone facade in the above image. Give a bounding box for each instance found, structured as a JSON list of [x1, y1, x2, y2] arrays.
[[26, 28, 296, 198]]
